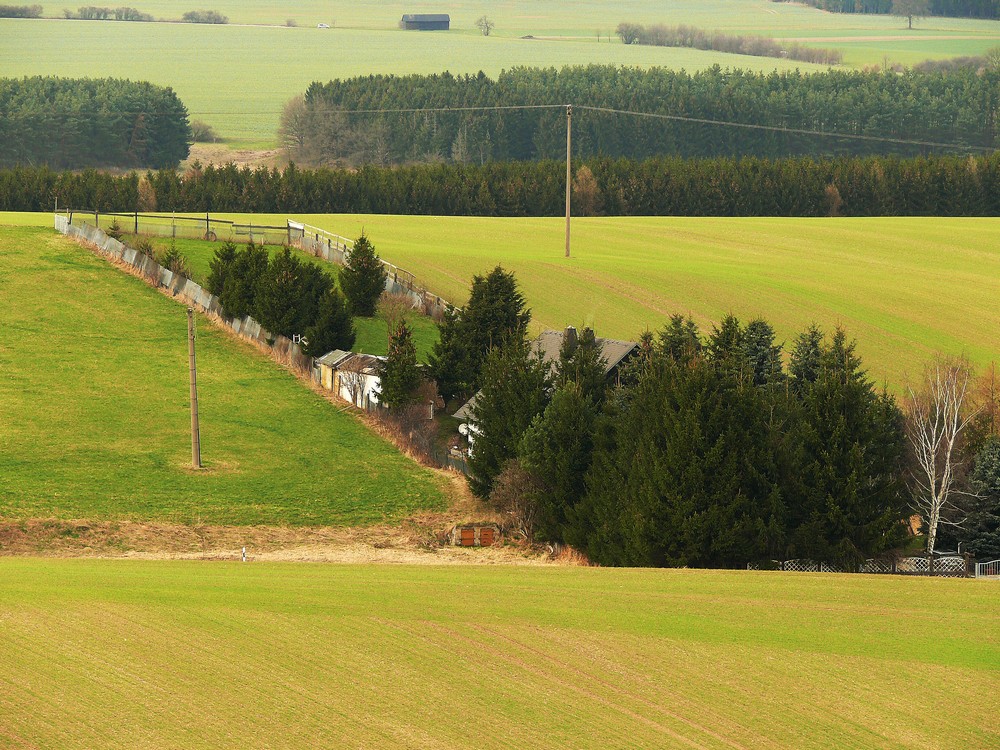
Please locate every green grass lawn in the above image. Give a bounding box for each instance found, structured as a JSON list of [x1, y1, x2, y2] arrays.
[[0, 558, 996, 749], [0, 226, 448, 525]]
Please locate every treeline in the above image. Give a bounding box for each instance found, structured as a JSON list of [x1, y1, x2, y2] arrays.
[[293, 66, 1000, 165], [434, 269, 910, 568], [777, 0, 1000, 19], [6, 152, 1000, 216], [63, 6, 152, 20], [615, 23, 843, 65], [0, 4, 41, 17], [0, 77, 191, 169]]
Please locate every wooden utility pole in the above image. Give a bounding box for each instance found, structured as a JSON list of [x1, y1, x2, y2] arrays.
[[565, 104, 572, 258], [187, 308, 202, 468]]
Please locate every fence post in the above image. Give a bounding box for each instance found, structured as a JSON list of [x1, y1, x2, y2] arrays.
[[95, 210, 99, 227], [205, 212, 210, 238], [134, 211, 139, 234]]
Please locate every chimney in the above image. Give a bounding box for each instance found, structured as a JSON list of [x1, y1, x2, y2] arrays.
[[564, 326, 578, 351]]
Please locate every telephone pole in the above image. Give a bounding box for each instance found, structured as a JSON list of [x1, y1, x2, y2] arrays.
[[565, 104, 572, 258], [187, 308, 202, 469]]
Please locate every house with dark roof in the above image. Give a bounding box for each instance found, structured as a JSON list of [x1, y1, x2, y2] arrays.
[[400, 13, 450, 30], [453, 327, 638, 453]]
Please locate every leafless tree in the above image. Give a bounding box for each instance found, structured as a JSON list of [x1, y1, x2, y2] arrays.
[[892, 0, 929, 30], [338, 357, 369, 407], [489, 459, 544, 541], [377, 291, 413, 344], [277, 95, 310, 158], [906, 355, 981, 555], [475, 15, 495, 36]]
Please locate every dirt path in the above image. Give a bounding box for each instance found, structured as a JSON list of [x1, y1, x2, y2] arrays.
[[0, 513, 567, 565]]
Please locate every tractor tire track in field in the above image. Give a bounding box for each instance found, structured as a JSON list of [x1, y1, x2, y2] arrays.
[[470, 624, 752, 750], [402, 618, 738, 750]]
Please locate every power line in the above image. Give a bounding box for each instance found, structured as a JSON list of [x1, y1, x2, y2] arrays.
[[575, 105, 995, 153], [3, 101, 994, 152]]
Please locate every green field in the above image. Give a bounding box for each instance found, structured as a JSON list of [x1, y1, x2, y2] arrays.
[[0, 558, 996, 748], [4, 2, 998, 145], [0, 225, 448, 525], [7, 213, 999, 387]]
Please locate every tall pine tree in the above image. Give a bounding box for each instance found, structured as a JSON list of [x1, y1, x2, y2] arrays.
[[341, 233, 387, 317]]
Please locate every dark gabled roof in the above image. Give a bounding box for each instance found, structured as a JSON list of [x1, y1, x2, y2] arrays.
[[534, 329, 638, 375], [401, 13, 450, 22], [452, 329, 638, 421]]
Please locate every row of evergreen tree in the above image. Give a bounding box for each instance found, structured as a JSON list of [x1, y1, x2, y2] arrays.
[[294, 66, 1000, 165], [202, 237, 388, 358], [6, 152, 1000, 216], [428, 268, 911, 568], [0, 77, 191, 169], [780, 0, 1000, 19]]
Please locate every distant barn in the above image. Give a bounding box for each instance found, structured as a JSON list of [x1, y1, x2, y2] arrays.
[[400, 13, 450, 31]]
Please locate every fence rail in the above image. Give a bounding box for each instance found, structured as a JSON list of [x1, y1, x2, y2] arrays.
[[748, 555, 974, 578], [976, 559, 1000, 578], [63, 210, 455, 320]]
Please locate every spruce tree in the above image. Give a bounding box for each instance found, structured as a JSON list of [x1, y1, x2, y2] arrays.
[[253, 247, 308, 338], [468, 337, 550, 498], [206, 241, 237, 297], [658, 314, 702, 363], [789, 324, 824, 390], [219, 243, 269, 319], [341, 233, 387, 317], [519, 384, 597, 542], [378, 321, 421, 411], [743, 318, 784, 386], [303, 289, 355, 357], [961, 439, 1000, 559], [790, 329, 908, 566], [429, 265, 531, 402], [556, 327, 607, 403]]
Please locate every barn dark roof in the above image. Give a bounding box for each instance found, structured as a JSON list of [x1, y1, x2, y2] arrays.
[[401, 13, 450, 22]]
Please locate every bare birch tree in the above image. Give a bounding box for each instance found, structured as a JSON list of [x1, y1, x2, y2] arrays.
[[905, 355, 980, 555]]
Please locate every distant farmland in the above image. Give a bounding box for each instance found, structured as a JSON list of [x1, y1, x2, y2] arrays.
[[5, 1, 999, 145], [0, 226, 448, 525], [0, 559, 996, 749]]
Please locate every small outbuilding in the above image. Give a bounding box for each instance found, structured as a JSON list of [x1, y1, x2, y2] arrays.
[[448, 524, 499, 547], [400, 13, 450, 30], [315, 350, 385, 410]]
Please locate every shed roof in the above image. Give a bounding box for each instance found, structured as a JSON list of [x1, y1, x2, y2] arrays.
[[315, 349, 352, 367], [401, 13, 450, 22]]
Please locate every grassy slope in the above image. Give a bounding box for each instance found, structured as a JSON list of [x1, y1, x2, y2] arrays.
[[175, 212, 998, 388], [8, 212, 998, 387], [0, 226, 447, 524], [0, 559, 996, 749]]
